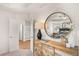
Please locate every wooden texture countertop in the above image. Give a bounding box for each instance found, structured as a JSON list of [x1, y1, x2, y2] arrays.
[[35, 40, 78, 56]]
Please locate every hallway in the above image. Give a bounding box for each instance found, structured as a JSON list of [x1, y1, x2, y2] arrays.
[[19, 40, 30, 49], [0, 49, 33, 56], [0, 3, 79, 56]]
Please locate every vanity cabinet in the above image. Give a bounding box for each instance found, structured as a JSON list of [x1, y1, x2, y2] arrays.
[[34, 40, 78, 56], [34, 40, 55, 56], [55, 49, 71, 56], [41, 43, 72, 56], [41, 43, 55, 56], [34, 40, 42, 56]]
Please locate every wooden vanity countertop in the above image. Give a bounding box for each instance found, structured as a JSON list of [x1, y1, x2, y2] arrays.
[[35, 40, 78, 56]]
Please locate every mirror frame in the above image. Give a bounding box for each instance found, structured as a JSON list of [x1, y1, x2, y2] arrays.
[[44, 12, 72, 38]]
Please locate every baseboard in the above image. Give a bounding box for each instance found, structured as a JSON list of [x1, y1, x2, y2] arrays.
[[0, 51, 8, 55]]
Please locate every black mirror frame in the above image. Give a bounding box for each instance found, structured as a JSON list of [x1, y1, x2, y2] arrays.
[[44, 12, 72, 38]]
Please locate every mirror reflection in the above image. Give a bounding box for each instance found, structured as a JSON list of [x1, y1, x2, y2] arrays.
[[44, 12, 72, 39]]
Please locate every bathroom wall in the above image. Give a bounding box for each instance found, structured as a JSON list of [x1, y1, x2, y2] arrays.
[[35, 4, 79, 46]]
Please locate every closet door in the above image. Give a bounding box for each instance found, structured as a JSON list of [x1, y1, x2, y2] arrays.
[[9, 19, 19, 52]]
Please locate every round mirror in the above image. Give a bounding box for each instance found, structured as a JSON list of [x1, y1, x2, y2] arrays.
[[44, 12, 72, 39]]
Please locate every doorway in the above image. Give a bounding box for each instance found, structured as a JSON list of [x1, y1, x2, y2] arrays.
[[19, 24, 30, 49], [7, 19, 33, 56], [19, 40, 30, 49]]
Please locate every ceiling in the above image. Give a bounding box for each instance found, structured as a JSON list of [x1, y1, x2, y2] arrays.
[[0, 3, 64, 14], [0, 3, 79, 27], [0, 3, 79, 21]]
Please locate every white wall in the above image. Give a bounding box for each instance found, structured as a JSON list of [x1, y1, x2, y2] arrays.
[[0, 8, 34, 54], [34, 4, 79, 46], [0, 10, 27, 54], [0, 15, 9, 54], [0, 10, 14, 54], [30, 20, 34, 52], [19, 24, 23, 40]]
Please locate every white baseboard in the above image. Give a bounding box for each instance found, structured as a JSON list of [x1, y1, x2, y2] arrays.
[[0, 51, 8, 55]]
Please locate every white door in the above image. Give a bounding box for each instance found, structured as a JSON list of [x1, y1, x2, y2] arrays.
[[9, 19, 19, 52]]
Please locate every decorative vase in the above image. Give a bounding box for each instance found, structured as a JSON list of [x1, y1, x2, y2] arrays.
[[37, 29, 42, 40]]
